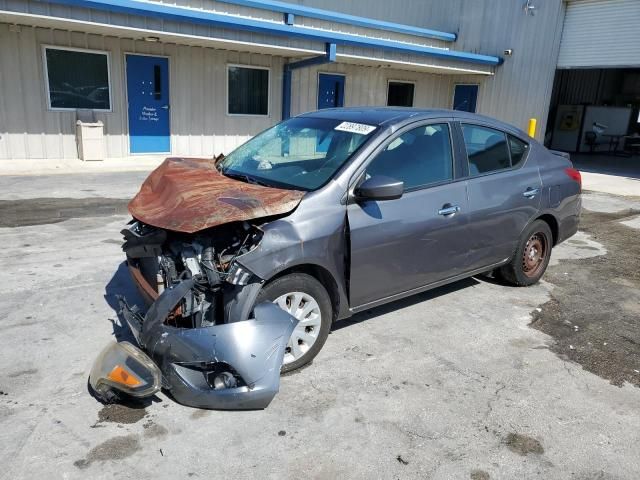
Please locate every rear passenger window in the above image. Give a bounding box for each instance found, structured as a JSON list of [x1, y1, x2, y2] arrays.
[[508, 135, 529, 167], [366, 123, 453, 190], [462, 124, 510, 175]]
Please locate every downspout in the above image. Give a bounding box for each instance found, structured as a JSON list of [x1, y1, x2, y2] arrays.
[[282, 42, 337, 120]]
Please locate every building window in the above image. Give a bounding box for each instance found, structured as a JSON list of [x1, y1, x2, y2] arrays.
[[228, 65, 269, 116], [387, 81, 414, 107], [44, 47, 111, 110], [453, 84, 478, 113]]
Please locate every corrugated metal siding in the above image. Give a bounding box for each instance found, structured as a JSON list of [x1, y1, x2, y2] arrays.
[[2, 0, 325, 54], [550, 69, 603, 106], [0, 0, 566, 160], [1, 0, 494, 74], [289, 63, 456, 116], [558, 0, 640, 68], [293, 0, 566, 139], [0, 23, 284, 160], [155, 0, 453, 50]]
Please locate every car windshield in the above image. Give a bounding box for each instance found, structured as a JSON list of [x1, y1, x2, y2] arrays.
[[218, 117, 377, 191]]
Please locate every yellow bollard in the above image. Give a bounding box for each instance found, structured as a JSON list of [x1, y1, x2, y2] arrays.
[[528, 118, 537, 138]]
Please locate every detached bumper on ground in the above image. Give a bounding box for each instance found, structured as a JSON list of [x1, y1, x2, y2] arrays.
[[90, 277, 298, 410]]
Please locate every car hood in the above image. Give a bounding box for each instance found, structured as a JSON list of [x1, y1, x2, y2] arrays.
[[128, 157, 305, 233]]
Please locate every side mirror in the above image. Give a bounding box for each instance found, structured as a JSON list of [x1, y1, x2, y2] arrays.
[[355, 175, 404, 201]]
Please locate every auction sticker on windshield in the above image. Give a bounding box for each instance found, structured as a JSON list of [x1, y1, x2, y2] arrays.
[[334, 122, 376, 135]]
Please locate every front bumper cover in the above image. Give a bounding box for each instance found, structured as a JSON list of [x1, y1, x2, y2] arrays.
[[101, 278, 297, 410]]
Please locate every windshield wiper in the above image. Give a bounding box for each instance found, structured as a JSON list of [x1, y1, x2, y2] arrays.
[[222, 171, 270, 187]]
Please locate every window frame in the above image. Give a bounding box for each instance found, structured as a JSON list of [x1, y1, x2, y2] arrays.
[[386, 79, 416, 107], [350, 119, 459, 195], [226, 63, 271, 117], [42, 45, 113, 112], [507, 134, 530, 168], [457, 121, 530, 179]]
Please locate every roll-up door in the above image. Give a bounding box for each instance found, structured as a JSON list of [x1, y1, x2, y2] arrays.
[[558, 0, 640, 69]]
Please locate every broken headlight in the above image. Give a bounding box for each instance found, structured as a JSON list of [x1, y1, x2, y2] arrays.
[[225, 261, 254, 286], [89, 341, 161, 402]]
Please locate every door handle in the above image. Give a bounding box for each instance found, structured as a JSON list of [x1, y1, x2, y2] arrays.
[[438, 204, 461, 216], [161, 105, 170, 110], [523, 187, 540, 198]]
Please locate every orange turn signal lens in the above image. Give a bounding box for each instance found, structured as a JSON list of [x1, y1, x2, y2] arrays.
[[107, 365, 142, 387]]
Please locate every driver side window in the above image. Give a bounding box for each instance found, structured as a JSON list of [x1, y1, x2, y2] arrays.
[[366, 123, 453, 191]]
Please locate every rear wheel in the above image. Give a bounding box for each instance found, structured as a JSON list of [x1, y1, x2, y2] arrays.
[[256, 273, 332, 373], [499, 220, 553, 286]]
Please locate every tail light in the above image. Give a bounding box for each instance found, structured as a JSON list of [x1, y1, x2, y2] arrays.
[[565, 167, 582, 190]]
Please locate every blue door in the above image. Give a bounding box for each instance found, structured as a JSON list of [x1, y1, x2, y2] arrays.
[[453, 84, 478, 113], [126, 55, 170, 154], [317, 73, 345, 109], [317, 74, 345, 152]]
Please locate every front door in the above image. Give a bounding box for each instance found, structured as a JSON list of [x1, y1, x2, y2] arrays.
[[126, 54, 170, 154], [453, 84, 478, 113], [348, 121, 471, 308], [317, 73, 345, 110]]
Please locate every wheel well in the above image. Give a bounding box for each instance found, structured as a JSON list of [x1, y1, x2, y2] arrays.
[[536, 214, 559, 245], [268, 265, 341, 322]]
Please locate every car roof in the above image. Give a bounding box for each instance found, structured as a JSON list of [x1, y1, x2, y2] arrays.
[[298, 107, 529, 138]]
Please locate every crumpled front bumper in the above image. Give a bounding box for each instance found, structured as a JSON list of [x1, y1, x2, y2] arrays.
[[97, 278, 297, 410]]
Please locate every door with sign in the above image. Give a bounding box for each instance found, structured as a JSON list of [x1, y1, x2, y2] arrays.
[[126, 54, 170, 154]]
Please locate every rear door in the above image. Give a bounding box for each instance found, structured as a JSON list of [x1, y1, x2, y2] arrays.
[[347, 121, 471, 308], [457, 122, 542, 270]]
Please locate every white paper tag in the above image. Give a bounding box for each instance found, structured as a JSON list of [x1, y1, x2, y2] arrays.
[[334, 121, 376, 135]]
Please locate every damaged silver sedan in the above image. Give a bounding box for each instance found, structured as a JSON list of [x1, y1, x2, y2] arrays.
[[91, 108, 581, 409]]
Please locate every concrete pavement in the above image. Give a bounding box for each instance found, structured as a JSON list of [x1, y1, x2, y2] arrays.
[[0, 174, 639, 480]]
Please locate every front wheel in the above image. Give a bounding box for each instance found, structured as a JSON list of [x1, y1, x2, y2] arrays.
[[256, 273, 332, 373], [498, 220, 553, 287]]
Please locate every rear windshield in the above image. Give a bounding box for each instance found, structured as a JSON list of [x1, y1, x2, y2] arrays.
[[218, 117, 377, 191]]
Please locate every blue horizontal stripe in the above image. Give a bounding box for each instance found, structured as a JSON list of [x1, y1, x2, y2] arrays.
[[216, 0, 457, 42], [46, 0, 502, 66]]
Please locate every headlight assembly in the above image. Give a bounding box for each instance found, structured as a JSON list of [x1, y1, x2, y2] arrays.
[[225, 261, 254, 286], [89, 341, 161, 402]]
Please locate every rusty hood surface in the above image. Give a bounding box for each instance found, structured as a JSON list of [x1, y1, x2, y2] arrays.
[[128, 157, 305, 233]]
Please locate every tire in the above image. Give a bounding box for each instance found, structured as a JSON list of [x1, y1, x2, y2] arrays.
[[498, 220, 553, 287], [256, 273, 332, 373]]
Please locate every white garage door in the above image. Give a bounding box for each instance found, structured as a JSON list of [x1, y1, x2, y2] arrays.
[[558, 0, 640, 69]]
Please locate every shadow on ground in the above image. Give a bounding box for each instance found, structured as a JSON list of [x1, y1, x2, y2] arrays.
[[104, 261, 145, 343], [334, 277, 481, 331], [572, 153, 640, 180]]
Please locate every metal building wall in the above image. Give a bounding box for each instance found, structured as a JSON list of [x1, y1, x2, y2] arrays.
[[1, 0, 494, 75], [0, 23, 285, 160], [289, 63, 466, 117], [294, 0, 567, 139], [0, 0, 566, 161]]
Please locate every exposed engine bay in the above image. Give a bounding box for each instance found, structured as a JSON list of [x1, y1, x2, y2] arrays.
[[87, 217, 300, 410], [122, 219, 265, 327]]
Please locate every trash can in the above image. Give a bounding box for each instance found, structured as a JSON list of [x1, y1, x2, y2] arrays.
[[76, 120, 105, 161]]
